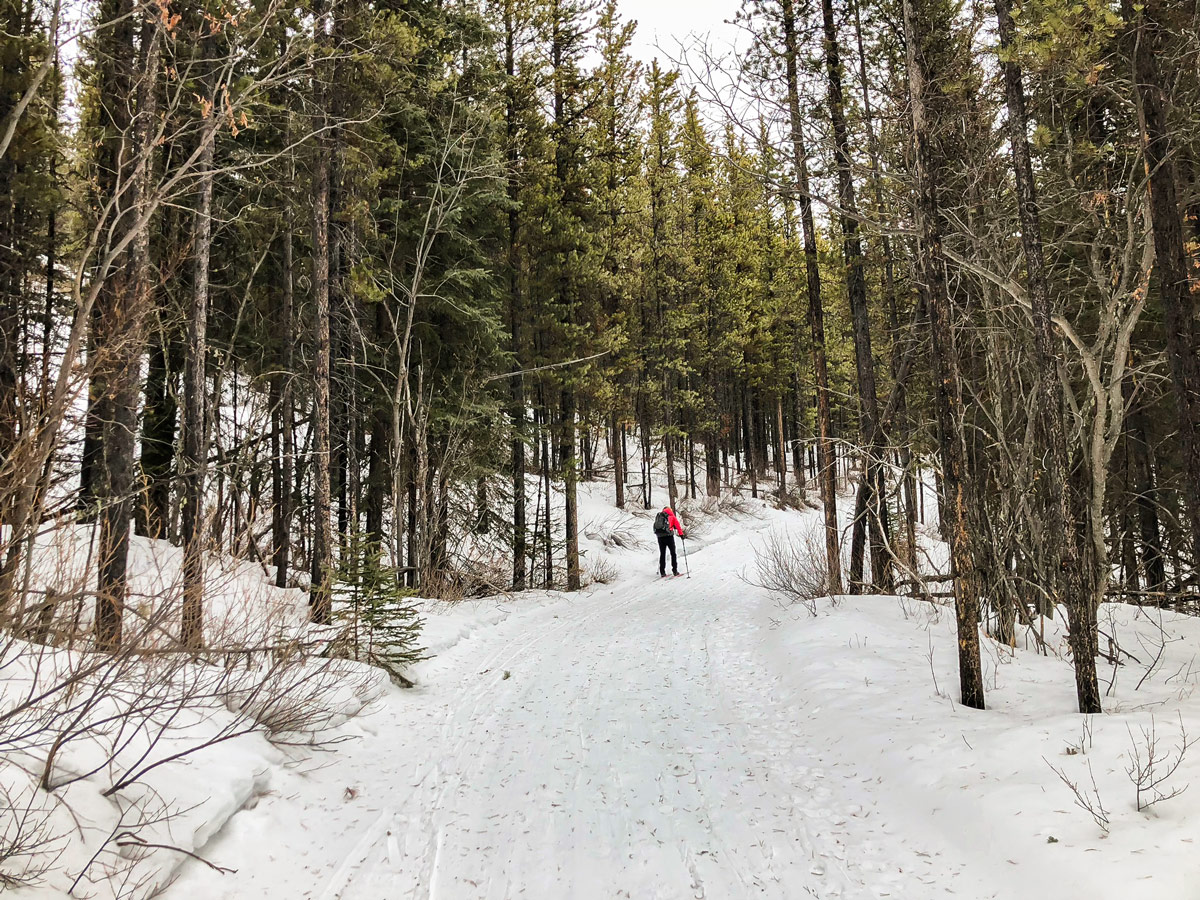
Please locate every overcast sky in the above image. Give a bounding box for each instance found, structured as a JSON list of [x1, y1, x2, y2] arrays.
[[618, 0, 744, 65]]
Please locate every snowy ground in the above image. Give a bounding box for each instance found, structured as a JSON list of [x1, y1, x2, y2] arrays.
[[154, 480, 1200, 900], [1, 523, 381, 899]]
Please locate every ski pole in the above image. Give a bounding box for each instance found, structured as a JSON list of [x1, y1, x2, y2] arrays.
[[682, 537, 690, 578]]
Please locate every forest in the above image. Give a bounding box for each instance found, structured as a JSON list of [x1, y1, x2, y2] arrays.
[[1, 0, 1199, 744]]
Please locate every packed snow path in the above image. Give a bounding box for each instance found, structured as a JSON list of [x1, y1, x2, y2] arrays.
[[314, 569, 939, 900], [172, 513, 1195, 900], [176, 526, 1013, 900], [328, 578, 908, 899]]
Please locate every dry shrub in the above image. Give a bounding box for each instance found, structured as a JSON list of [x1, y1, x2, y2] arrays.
[[583, 513, 644, 550], [225, 651, 381, 743], [1126, 713, 1194, 812], [0, 572, 374, 893], [773, 489, 812, 511], [435, 554, 512, 601], [585, 555, 620, 586], [747, 528, 830, 615], [705, 491, 755, 518], [0, 777, 61, 890]]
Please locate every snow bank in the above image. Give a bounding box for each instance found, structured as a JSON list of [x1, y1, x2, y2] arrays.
[[762, 593, 1200, 898], [0, 525, 387, 899], [12, 520, 310, 646]]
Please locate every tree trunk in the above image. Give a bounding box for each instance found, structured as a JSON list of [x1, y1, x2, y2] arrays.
[[775, 395, 788, 500], [505, 34, 528, 586], [562, 388, 580, 590], [853, 0, 915, 574], [621, 424, 629, 488], [613, 414, 626, 508], [541, 420, 552, 587], [687, 430, 697, 499], [848, 477, 869, 592], [273, 217, 295, 588], [791, 353, 807, 494], [79, 0, 136, 518], [39, 51, 60, 408], [1126, 369, 1166, 590], [901, 0, 985, 708], [781, 0, 842, 593], [406, 440, 418, 588], [742, 387, 757, 500], [310, 143, 333, 623], [137, 337, 175, 539], [821, 0, 891, 591], [704, 433, 720, 497], [0, 124, 18, 487], [180, 124, 215, 650], [639, 399, 653, 508], [365, 406, 388, 542], [95, 15, 161, 650]]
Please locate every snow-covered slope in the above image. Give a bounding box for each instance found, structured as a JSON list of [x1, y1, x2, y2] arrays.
[[1, 524, 385, 899]]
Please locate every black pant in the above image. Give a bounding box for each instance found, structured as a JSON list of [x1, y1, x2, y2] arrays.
[[658, 534, 678, 576]]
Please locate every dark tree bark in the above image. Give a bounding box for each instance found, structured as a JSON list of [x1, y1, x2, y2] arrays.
[[273, 217, 295, 588], [405, 440, 418, 588], [562, 388, 580, 590], [95, 14, 161, 651], [821, 0, 891, 591], [79, 0, 136, 517], [310, 145, 333, 623], [775, 395, 787, 499], [365, 411, 388, 544], [330, 259, 349, 542], [742, 386, 757, 500], [136, 336, 175, 539], [851, 0, 917, 570], [548, 3, 580, 592], [1126, 370, 1166, 590], [791, 331, 808, 494], [0, 24, 19, 478], [40, 51, 60, 405], [781, 0, 842, 593], [360, 299, 388, 546], [180, 126, 215, 652], [704, 433, 720, 497], [540, 417, 552, 587], [508, 200, 528, 588], [613, 414, 626, 508], [621, 423, 629, 487], [901, 0, 986, 708]]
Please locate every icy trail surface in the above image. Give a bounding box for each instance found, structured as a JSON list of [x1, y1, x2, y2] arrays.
[[172, 496, 1198, 900]]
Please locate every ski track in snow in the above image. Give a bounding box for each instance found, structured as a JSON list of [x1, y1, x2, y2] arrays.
[[277, 545, 957, 900]]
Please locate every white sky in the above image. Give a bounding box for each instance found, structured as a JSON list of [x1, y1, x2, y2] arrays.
[[618, 0, 745, 66]]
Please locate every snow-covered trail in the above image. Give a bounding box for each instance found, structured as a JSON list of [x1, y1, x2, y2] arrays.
[[319, 565, 914, 899], [179, 517, 998, 900]]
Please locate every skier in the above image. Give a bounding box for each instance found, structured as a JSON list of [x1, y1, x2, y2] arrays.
[[653, 506, 686, 578]]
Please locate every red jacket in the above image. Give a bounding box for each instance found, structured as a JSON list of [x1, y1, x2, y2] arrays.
[[663, 508, 684, 537]]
